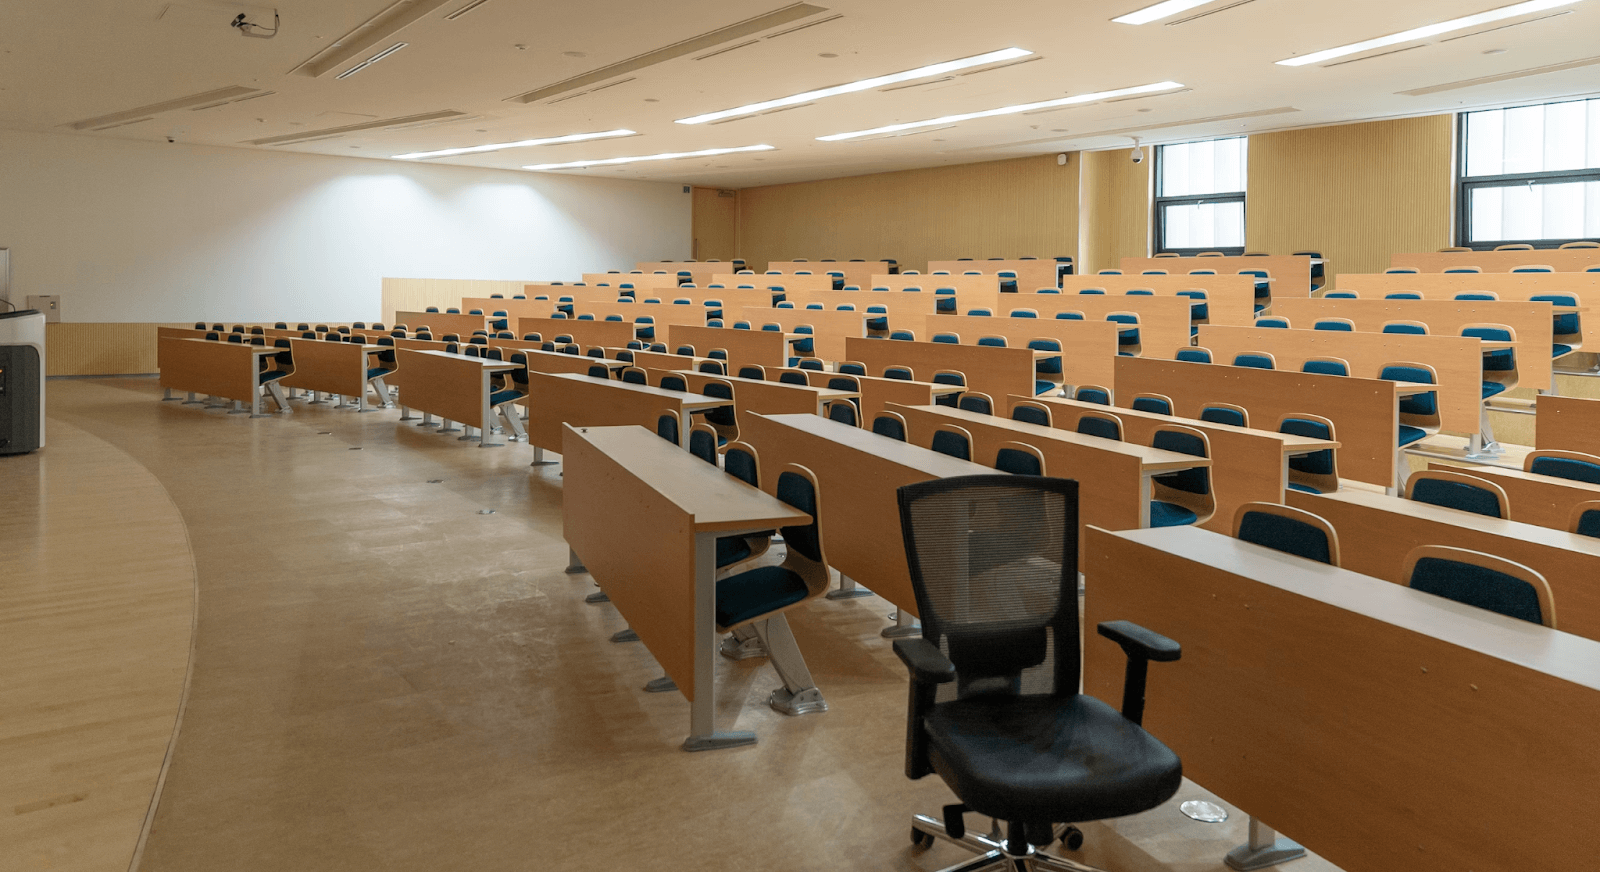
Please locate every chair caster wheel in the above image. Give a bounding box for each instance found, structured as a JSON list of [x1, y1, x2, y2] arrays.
[[911, 827, 935, 849], [1061, 826, 1083, 851]]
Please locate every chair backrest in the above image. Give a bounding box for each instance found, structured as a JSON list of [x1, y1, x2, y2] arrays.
[[1405, 469, 1509, 518], [1279, 413, 1339, 491], [1462, 322, 1518, 374], [826, 400, 858, 428], [1444, 267, 1482, 273], [1008, 308, 1037, 318], [1255, 316, 1290, 329], [1530, 294, 1581, 338], [884, 365, 915, 380], [1385, 292, 1423, 299], [656, 409, 681, 444], [932, 332, 960, 344], [798, 358, 824, 371], [871, 411, 908, 442], [1325, 291, 1359, 299], [894, 475, 1080, 696], [1075, 410, 1123, 441], [1382, 320, 1429, 335], [621, 366, 648, 385], [932, 370, 966, 388], [1301, 356, 1350, 376], [1384, 267, 1420, 274], [1313, 318, 1354, 332], [1010, 401, 1051, 427], [1403, 545, 1555, 627], [1150, 425, 1211, 498], [1054, 311, 1085, 320], [837, 362, 866, 377], [777, 370, 808, 385], [1175, 347, 1212, 364], [688, 424, 719, 465], [930, 426, 972, 460], [660, 374, 687, 392], [1454, 292, 1498, 301], [1524, 449, 1600, 485], [1074, 385, 1111, 405], [723, 440, 761, 488], [1130, 393, 1172, 415], [738, 365, 766, 381], [1198, 403, 1249, 427], [957, 391, 994, 415], [994, 441, 1046, 476], [976, 336, 1007, 348], [1569, 500, 1600, 538], [1233, 352, 1275, 369], [1233, 502, 1340, 566], [890, 330, 917, 341]]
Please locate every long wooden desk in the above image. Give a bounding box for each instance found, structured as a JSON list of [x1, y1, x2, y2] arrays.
[[460, 297, 549, 321], [1288, 488, 1600, 643], [667, 325, 788, 368], [515, 317, 634, 347], [1430, 462, 1600, 532], [892, 403, 1210, 533], [571, 301, 708, 331], [737, 412, 990, 617], [643, 369, 856, 420], [524, 371, 722, 455], [1113, 356, 1400, 488], [1197, 324, 1485, 434], [1272, 297, 1554, 391], [157, 336, 281, 416], [562, 423, 810, 751], [1029, 395, 1334, 534], [1054, 275, 1256, 327], [1121, 254, 1313, 298], [280, 338, 384, 411], [765, 261, 891, 287], [392, 349, 517, 446], [772, 368, 964, 422], [1082, 524, 1600, 872], [872, 274, 999, 314], [1330, 271, 1600, 348], [393, 310, 488, 338], [923, 315, 1118, 388], [773, 289, 937, 338], [1390, 249, 1600, 273], [710, 273, 833, 293], [1534, 394, 1600, 454], [927, 259, 1059, 292], [584, 272, 680, 290], [732, 307, 866, 362], [633, 262, 736, 283], [846, 336, 1035, 405], [1000, 295, 1193, 361]]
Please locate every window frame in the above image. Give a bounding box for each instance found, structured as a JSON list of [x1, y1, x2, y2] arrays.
[[1455, 103, 1600, 251], [1153, 137, 1248, 257]]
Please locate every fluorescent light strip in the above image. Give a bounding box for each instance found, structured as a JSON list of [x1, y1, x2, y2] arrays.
[[336, 42, 408, 79], [675, 47, 1033, 125], [525, 144, 774, 171], [1277, 0, 1587, 66], [816, 81, 1185, 142], [1114, 0, 1219, 25], [393, 129, 635, 160]]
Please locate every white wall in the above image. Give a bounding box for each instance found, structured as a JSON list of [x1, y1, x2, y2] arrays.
[[0, 129, 690, 322]]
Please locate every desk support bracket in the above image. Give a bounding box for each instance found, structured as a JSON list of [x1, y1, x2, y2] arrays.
[[827, 572, 873, 600], [881, 609, 920, 639], [686, 531, 756, 752], [566, 548, 586, 574], [1224, 817, 1304, 870]]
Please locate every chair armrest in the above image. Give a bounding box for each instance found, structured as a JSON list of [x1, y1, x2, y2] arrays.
[[1097, 620, 1181, 662], [1096, 621, 1180, 726], [893, 638, 955, 684]]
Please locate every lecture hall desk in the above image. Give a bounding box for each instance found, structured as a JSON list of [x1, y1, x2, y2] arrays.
[[737, 412, 990, 618], [1027, 395, 1335, 535], [770, 368, 963, 423], [927, 259, 1059, 292], [890, 403, 1210, 532], [1428, 462, 1600, 533], [157, 336, 282, 416], [845, 337, 1037, 409], [523, 370, 723, 457], [391, 348, 517, 446], [1328, 269, 1600, 352], [1389, 248, 1600, 274], [562, 423, 811, 751], [1082, 524, 1600, 872], [1121, 253, 1313, 298], [280, 337, 386, 411], [1288, 487, 1600, 643], [1534, 394, 1600, 454], [1053, 274, 1257, 328], [772, 289, 937, 339], [765, 261, 891, 288], [392, 310, 488, 338], [641, 369, 857, 420]]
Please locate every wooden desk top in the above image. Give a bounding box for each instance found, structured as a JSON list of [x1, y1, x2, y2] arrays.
[[178, 338, 277, 354], [661, 370, 859, 402], [1032, 396, 1337, 456], [1309, 487, 1600, 556], [541, 372, 725, 411], [895, 404, 1211, 473], [406, 349, 518, 371], [569, 425, 809, 533], [758, 413, 987, 478]]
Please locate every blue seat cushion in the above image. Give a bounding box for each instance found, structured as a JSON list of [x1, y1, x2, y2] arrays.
[[867, 317, 888, 330], [1035, 380, 1057, 395], [366, 367, 389, 379], [259, 371, 288, 384], [1529, 456, 1600, 485], [716, 536, 754, 569], [1286, 482, 1323, 494], [1149, 501, 1198, 527], [1397, 425, 1428, 447], [489, 388, 523, 406], [1552, 344, 1574, 357], [1481, 382, 1507, 399], [716, 565, 809, 627]]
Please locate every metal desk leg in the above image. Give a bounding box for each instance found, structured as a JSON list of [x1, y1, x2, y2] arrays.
[[308, 390, 327, 405], [827, 572, 872, 600], [1224, 817, 1304, 870], [229, 399, 248, 415], [566, 548, 586, 574], [881, 608, 920, 639], [684, 531, 756, 752], [1138, 475, 1153, 527], [162, 388, 182, 401], [182, 392, 201, 405], [399, 404, 416, 421]]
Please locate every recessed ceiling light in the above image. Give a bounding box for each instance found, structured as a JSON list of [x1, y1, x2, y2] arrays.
[[1113, 0, 1220, 25], [525, 144, 775, 171], [1277, 0, 1585, 66], [392, 129, 635, 160], [816, 81, 1185, 141], [675, 47, 1033, 125]]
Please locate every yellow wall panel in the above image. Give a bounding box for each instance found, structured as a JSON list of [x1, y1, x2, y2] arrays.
[[1247, 115, 1454, 277], [735, 153, 1079, 272], [1080, 149, 1152, 274], [45, 323, 167, 376], [380, 277, 530, 326], [692, 187, 739, 262]]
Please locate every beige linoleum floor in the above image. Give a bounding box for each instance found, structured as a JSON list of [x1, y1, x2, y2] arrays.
[[15, 378, 1342, 872]]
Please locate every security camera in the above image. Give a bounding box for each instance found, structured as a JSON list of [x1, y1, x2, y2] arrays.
[[1130, 137, 1144, 164]]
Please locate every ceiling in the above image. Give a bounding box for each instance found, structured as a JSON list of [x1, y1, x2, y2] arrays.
[[3, 0, 1598, 187]]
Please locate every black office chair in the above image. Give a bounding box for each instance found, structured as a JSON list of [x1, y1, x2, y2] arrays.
[[894, 476, 1182, 869]]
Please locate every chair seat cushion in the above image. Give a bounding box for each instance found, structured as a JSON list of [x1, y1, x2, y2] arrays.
[[867, 317, 888, 330], [715, 565, 809, 627], [1397, 425, 1429, 447], [1481, 382, 1508, 399], [1148, 501, 1197, 527], [1035, 380, 1057, 396], [489, 388, 524, 406], [925, 694, 1182, 824], [259, 371, 288, 384], [1286, 482, 1323, 494], [716, 536, 754, 570], [366, 367, 389, 379], [1553, 344, 1575, 358]]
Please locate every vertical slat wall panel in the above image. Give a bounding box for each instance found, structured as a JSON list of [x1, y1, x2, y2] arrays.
[[45, 323, 167, 375], [734, 153, 1079, 272], [1079, 149, 1152, 274], [1246, 115, 1454, 277]]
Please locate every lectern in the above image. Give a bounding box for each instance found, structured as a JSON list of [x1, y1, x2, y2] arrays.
[[0, 309, 45, 455]]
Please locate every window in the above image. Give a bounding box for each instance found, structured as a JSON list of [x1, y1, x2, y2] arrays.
[[1458, 97, 1600, 249], [1155, 137, 1247, 256]]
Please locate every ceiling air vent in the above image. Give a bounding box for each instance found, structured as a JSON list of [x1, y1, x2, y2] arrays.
[[68, 86, 265, 130], [1165, 0, 1258, 26], [294, 0, 453, 78], [444, 0, 493, 20], [1398, 55, 1600, 96], [507, 3, 829, 104], [245, 110, 468, 146]]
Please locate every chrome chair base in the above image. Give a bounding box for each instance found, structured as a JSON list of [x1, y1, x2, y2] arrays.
[[643, 675, 677, 693], [584, 590, 610, 604], [911, 815, 1102, 872], [719, 634, 768, 660], [611, 628, 639, 643], [768, 686, 827, 716]]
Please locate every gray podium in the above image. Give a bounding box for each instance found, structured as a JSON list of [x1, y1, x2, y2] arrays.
[[0, 309, 45, 455]]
